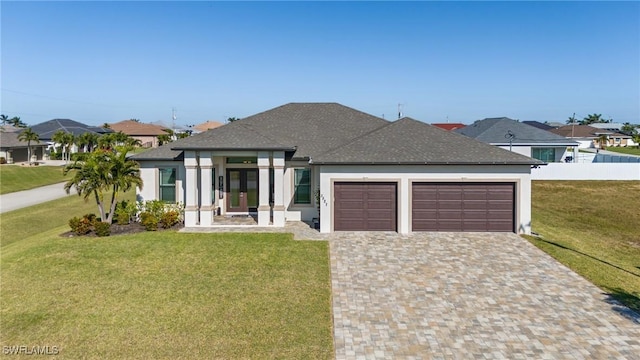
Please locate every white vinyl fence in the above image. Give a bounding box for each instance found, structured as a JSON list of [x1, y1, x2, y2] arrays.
[[532, 163, 640, 180]]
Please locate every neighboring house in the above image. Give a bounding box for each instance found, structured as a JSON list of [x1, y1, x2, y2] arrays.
[[550, 125, 632, 149], [132, 103, 542, 234], [431, 123, 466, 131], [455, 117, 578, 163], [31, 118, 112, 153], [0, 124, 22, 133], [522, 121, 556, 131], [109, 120, 169, 148], [193, 120, 224, 133], [0, 132, 47, 163]]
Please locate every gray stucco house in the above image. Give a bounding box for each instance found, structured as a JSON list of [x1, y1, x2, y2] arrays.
[[132, 103, 542, 234]]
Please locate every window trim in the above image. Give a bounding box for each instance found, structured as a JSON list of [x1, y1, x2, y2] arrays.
[[293, 167, 312, 205], [158, 167, 177, 203]]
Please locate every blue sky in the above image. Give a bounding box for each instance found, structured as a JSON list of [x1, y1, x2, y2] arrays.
[[1, 1, 639, 127]]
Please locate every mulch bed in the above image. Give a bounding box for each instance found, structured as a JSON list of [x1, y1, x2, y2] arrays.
[[61, 222, 184, 238]]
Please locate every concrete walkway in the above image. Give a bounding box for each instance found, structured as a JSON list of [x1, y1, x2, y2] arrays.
[[330, 232, 640, 359], [0, 182, 76, 213]]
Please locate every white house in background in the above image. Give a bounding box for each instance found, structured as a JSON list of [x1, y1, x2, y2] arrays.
[[455, 117, 579, 163], [132, 103, 542, 234], [550, 125, 633, 148]]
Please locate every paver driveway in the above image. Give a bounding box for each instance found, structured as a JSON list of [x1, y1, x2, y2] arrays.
[[330, 232, 640, 359]]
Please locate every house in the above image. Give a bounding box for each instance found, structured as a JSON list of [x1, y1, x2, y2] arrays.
[[431, 123, 466, 131], [522, 121, 556, 131], [30, 119, 113, 154], [109, 120, 169, 148], [193, 120, 224, 133], [132, 103, 542, 234], [550, 125, 632, 148], [0, 132, 47, 163], [454, 117, 579, 163]]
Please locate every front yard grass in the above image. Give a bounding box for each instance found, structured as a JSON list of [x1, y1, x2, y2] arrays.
[[603, 146, 640, 156], [0, 230, 333, 359], [0, 165, 69, 194], [528, 180, 640, 312], [0, 191, 135, 247]]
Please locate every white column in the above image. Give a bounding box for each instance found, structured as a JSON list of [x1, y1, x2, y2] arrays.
[[573, 146, 579, 163], [319, 167, 331, 233], [184, 151, 199, 226], [257, 151, 271, 226], [199, 151, 213, 226], [272, 151, 285, 227]]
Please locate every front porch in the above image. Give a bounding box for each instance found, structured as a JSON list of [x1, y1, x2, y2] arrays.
[[182, 150, 287, 227]]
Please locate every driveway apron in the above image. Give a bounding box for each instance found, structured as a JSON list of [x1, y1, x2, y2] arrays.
[[330, 232, 640, 359]]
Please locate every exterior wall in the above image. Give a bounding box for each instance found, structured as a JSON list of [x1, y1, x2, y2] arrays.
[[283, 161, 318, 222], [498, 145, 530, 157], [0, 147, 45, 163], [133, 135, 160, 148], [137, 161, 185, 204], [319, 165, 532, 235], [532, 163, 640, 180]]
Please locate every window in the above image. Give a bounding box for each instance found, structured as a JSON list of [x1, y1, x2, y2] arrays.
[[532, 148, 556, 162], [293, 168, 311, 204], [159, 168, 176, 202], [226, 157, 257, 164]]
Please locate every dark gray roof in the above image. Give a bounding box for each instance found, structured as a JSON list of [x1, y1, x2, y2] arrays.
[[30, 119, 112, 141], [522, 121, 555, 130], [455, 117, 578, 146], [129, 138, 187, 161], [0, 132, 46, 149], [171, 103, 390, 159], [312, 118, 543, 165]]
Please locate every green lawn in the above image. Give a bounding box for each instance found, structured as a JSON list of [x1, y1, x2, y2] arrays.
[[0, 192, 333, 358], [0, 165, 69, 194], [603, 146, 640, 156], [527, 181, 640, 312], [1, 191, 135, 247]]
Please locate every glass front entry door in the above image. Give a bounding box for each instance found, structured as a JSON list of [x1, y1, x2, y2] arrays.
[[226, 169, 258, 212]]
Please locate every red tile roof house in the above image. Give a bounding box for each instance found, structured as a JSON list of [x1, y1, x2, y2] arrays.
[[431, 123, 466, 131], [131, 103, 542, 234], [109, 120, 170, 148]]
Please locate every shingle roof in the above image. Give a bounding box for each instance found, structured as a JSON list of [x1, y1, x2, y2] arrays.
[[455, 117, 577, 146], [550, 125, 631, 139], [312, 118, 542, 165], [109, 120, 169, 136], [30, 119, 112, 140], [129, 138, 186, 161], [0, 132, 46, 149], [193, 120, 224, 132], [522, 121, 555, 131], [171, 103, 390, 159]]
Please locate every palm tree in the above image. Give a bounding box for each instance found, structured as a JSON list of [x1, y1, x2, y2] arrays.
[[77, 132, 99, 153], [597, 134, 609, 150], [17, 127, 40, 164], [53, 131, 75, 163], [64, 147, 143, 224]]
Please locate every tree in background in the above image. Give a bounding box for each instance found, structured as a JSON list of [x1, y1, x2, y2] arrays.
[[63, 145, 143, 224], [102, 123, 111, 129], [597, 134, 609, 149], [566, 115, 578, 125], [52, 130, 75, 163], [17, 127, 40, 164], [580, 113, 612, 125], [98, 131, 139, 150], [1, 114, 27, 129], [157, 129, 173, 145], [227, 117, 240, 123], [76, 132, 99, 153]]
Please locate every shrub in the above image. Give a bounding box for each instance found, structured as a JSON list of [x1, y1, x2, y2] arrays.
[[94, 221, 111, 237], [143, 200, 166, 220], [114, 200, 137, 225], [70, 152, 90, 162], [160, 210, 180, 229], [140, 212, 158, 231], [0, 157, 5, 164], [68, 214, 95, 235]]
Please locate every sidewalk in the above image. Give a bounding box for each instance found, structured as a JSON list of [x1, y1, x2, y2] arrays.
[[0, 182, 77, 214]]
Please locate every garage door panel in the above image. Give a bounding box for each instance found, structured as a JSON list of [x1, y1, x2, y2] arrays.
[[334, 182, 397, 231], [412, 182, 514, 232]]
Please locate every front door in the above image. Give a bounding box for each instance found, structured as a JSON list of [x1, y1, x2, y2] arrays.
[[226, 169, 258, 213]]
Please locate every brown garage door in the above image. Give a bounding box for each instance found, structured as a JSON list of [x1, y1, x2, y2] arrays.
[[334, 182, 397, 231], [412, 182, 514, 232]]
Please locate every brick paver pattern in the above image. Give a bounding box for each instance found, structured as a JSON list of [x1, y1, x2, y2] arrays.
[[330, 232, 640, 359]]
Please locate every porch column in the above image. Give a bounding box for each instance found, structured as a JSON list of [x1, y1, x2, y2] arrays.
[[184, 151, 199, 226], [257, 151, 271, 226], [272, 151, 285, 227], [573, 146, 579, 163], [199, 151, 213, 226]]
